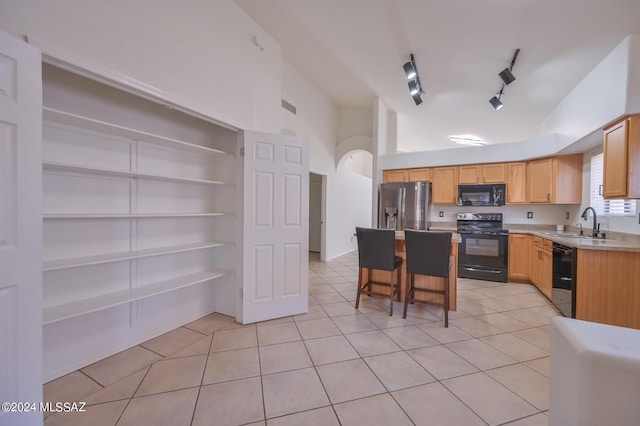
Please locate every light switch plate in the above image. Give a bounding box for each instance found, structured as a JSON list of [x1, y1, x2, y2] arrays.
[[527, 212, 533, 219], [439, 211, 444, 217]]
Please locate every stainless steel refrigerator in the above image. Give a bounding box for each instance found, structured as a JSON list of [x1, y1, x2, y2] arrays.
[[378, 181, 432, 230]]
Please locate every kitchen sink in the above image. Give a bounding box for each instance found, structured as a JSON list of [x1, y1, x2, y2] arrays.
[[541, 232, 590, 239]]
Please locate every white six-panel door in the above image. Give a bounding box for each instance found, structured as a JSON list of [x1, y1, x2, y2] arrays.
[[241, 131, 309, 324], [0, 31, 43, 426]]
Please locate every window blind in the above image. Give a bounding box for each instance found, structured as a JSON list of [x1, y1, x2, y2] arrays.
[[590, 152, 636, 215]]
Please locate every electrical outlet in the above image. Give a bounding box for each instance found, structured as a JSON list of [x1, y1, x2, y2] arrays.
[[439, 211, 444, 218], [527, 212, 533, 219]]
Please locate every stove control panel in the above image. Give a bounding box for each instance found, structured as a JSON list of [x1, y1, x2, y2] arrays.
[[456, 212, 503, 222]]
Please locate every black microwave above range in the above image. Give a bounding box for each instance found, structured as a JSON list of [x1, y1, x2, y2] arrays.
[[458, 183, 506, 207]]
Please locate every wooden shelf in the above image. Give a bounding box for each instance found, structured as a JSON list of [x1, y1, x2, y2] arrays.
[[43, 212, 231, 220], [43, 241, 230, 272], [43, 269, 231, 325], [43, 161, 233, 186], [44, 107, 234, 158]]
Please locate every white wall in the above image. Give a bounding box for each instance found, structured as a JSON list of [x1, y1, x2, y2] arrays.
[[0, 1, 376, 259], [341, 151, 373, 179], [281, 60, 371, 259], [0, 0, 282, 133], [337, 107, 373, 141], [540, 35, 635, 145]]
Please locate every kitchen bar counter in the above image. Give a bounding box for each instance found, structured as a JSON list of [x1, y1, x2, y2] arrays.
[[369, 230, 459, 311]]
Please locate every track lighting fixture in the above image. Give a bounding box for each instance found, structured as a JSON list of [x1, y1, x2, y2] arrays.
[[498, 67, 516, 86], [489, 48, 520, 110], [489, 95, 503, 110], [403, 61, 417, 80], [403, 54, 424, 105]]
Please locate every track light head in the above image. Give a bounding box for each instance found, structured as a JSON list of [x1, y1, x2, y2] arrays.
[[408, 80, 420, 95], [498, 67, 516, 85], [412, 93, 423, 105], [489, 96, 503, 110], [403, 61, 416, 80]]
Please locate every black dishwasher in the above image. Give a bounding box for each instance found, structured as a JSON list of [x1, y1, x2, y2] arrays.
[[552, 243, 577, 318]]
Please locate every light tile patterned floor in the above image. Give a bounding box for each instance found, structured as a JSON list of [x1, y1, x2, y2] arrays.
[[44, 251, 554, 426]]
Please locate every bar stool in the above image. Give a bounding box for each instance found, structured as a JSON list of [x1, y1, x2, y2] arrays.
[[355, 227, 403, 316], [403, 230, 452, 327]]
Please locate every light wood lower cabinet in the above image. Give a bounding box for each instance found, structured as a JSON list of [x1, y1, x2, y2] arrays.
[[508, 234, 531, 281], [530, 237, 552, 299], [370, 240, 458, 311], [576, 249, 640, 329]]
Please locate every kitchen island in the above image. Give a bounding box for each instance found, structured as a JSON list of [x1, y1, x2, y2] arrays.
[[369, 231, 460, 311]]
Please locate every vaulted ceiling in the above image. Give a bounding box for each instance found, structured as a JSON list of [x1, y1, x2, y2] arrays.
[[235, 0, 640, 152]]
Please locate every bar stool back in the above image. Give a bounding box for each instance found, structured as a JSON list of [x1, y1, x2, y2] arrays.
[[403, 230, 452, 326], [355, 227, 403, 316]]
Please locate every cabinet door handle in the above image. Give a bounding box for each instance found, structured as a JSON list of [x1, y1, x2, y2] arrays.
[[547, 193, 550, 202]]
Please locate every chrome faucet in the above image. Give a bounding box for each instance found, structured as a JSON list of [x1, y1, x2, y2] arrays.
[[580, 207, 598, 237]]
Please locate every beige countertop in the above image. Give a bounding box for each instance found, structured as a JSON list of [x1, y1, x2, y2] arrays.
[[425, 222, 640, 252], [508, 229, 640, 252]]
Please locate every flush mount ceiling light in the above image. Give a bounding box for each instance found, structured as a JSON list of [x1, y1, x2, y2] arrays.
[[489, 48, 520, 110], [449, 135, 487, 146], [403, 53, 424, 106]]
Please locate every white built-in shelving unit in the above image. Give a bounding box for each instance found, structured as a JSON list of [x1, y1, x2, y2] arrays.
[[42, 65, 239, 377]]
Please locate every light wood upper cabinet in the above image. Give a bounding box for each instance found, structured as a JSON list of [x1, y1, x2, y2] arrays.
[[458, 165, 481, 184], [527, 154, 582, 204], [506, 162, 527, 203], [527, 158, 554, 203], [384, 154, 581, 205], [407, 167, 431, 182], [458, 163, 505, 184], [603, 115, 640, 199], [383, 169, 408, 183], [508, 233, 530, 281], [383, 167, 431, 183], [482, 163, 506, 183], [432, 166, 458, 204]]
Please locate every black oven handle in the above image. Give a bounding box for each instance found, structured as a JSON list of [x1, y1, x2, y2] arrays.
[[462, 266, 502, 274]]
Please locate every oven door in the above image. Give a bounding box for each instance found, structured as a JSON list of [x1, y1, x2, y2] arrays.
[[458, 233, 509, 282]]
